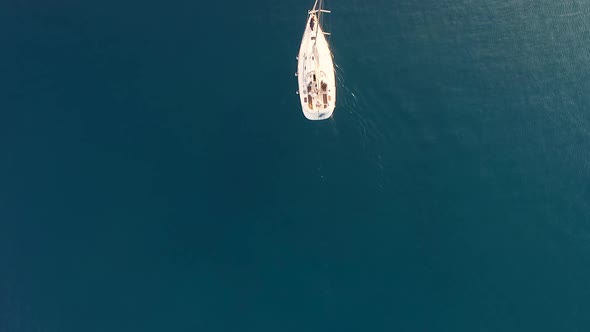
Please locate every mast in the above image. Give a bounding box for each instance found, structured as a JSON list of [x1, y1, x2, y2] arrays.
[[308, 0, 330, 108], [312, 0, 322, 95], [318, 0, 326, 97]]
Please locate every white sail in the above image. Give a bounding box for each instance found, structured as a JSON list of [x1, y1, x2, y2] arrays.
[[296, 0, 336, 120]]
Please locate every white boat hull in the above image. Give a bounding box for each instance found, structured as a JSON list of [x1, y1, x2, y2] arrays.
[[297, 13, 336, 120]]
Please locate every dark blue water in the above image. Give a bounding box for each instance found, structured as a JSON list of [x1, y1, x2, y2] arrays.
[[2, 0, 590, 331]]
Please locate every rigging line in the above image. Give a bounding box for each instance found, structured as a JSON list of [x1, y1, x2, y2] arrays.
[[328, 0, 332, 43]]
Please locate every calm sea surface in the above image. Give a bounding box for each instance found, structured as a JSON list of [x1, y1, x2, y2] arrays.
[[1, 0, 590, 331]]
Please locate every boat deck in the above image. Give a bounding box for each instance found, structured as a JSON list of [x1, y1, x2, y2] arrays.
[[296, 13, 336, 120]]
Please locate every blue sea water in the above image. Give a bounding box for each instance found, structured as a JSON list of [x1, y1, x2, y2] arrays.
[[2, 0, 590, 331]]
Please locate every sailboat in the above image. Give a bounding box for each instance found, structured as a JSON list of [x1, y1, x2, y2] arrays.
[[296, 0, 336, 120]]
